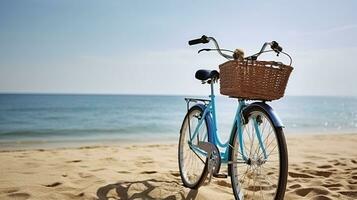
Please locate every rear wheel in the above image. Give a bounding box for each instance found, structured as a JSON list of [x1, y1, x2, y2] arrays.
[[178, 105, 210, 189], [229, 106, 288, 200]]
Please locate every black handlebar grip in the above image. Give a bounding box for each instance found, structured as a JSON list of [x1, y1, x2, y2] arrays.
[[271, 41, 283, 52], [188, 38, 203, 45], [188, 35, 209, 45]]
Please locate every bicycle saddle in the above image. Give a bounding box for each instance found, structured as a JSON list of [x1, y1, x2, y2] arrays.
[[195, 69, 219, 81]]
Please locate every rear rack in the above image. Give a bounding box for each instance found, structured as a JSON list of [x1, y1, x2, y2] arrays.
[[184, 97, 211, 112], [184, 97, 210, 103]]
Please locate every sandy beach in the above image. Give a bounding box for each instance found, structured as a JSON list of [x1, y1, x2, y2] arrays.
[[1, 133, 357, 200]]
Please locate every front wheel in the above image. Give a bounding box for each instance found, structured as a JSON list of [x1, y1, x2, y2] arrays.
[[178, 105, 210, 189], [229, 106, 288, 200]]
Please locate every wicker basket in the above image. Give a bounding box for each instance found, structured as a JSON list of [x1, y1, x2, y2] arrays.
[[219, 60, 293, 100]]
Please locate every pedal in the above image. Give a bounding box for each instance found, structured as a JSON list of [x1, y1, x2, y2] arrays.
[[213, 173, 228, 178]]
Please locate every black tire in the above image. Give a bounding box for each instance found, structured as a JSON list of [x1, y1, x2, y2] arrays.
[[178, 105, 210, 189], [229, 106, 288, 200]]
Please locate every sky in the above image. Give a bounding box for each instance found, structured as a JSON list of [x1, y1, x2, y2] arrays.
[[0, 1, 357, 96]]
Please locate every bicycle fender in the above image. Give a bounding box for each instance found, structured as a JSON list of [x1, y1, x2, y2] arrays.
[[190, 104, 215, 143], [242, 102, 284, 128]]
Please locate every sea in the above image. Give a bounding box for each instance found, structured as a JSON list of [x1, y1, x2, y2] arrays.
[[0, 94, 356, 149]]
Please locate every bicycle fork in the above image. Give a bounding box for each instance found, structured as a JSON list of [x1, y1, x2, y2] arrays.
[[237, 103, 268, 164]]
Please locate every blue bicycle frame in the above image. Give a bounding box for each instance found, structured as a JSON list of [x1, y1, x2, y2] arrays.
[[185, 81, 273, 164]]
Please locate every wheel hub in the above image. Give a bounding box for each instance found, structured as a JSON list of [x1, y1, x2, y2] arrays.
[[246, 157, 266, 167]]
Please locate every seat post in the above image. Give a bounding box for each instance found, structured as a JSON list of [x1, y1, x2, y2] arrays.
[[210, 81, 215, 97], [209, 81, 218, 133]]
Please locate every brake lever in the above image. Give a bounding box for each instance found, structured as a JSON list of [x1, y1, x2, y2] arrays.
[[198, 48, 212, 54]]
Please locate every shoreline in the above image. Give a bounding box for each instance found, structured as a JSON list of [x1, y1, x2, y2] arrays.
[[0, 131, 356, 151], [0, 137, 179, 151]]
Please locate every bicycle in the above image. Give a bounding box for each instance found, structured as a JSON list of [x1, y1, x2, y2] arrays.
[[178, 35, 293, 200]]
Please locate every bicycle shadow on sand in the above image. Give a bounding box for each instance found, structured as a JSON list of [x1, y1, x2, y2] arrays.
[[96, 178, 198, 200]]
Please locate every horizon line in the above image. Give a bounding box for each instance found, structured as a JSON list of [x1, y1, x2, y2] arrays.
[[0, 92, 356, 98]]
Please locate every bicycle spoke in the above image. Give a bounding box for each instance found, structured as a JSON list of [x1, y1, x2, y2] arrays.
[[260, 171, 276, 187], [261, 135, 275, 157], [255, 119, 267, 157], [249, 123, 255, 157], [260, 142, 278, 159], [231, 110, 283, 200], [246, 124, 253, 145], [251, 118, 267, 159], [240, 164, 251, 185], [191, 147, 206, 164], [263, 129, 273, 150], [259, 167, 265, 200], [240, 126, 251, 158]]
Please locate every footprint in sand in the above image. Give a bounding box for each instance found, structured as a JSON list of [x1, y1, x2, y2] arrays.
[[90, 168, 106, 172], [135, 157, 154, 167], [304, 170, 332, 178], [338, 191, 357, 199], [317, 165, 333, 169], [294, 187, 329, 197], [140, 171, 157, 174], [321, 183, 342, 188], [348, 180, 357, 185], [117, 171, 131, 174], [214, 180, 231, 188], [1, 187, 19, 194], [332, 160, 347, 167], [329, 159, 341, 166], [44, 182, 62, 187], [21, 171, 35, 175], [76, 192, 85, 197], [170, 171, 180, 177], [305, 155, 324, 160], [309, 195, 333, 200], [7, 192, 31, 200], [328, 187, 341, 191], [293, 167, 302, 171], [102, 157, 116, 161], [66, 160, 82, 163], [347, 184, 357, 190], [352, 171, 357, 176], [141, 160, 154, 164], [289, 184, 301, 189], [288, 172, 314, 178], [78, 172, 93, 178]]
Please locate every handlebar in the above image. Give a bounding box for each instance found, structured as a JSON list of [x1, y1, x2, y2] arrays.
[[188, 35, 291, 65]]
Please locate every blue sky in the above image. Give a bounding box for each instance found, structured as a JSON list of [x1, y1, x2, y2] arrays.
[[1, 1, 356, 96]]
